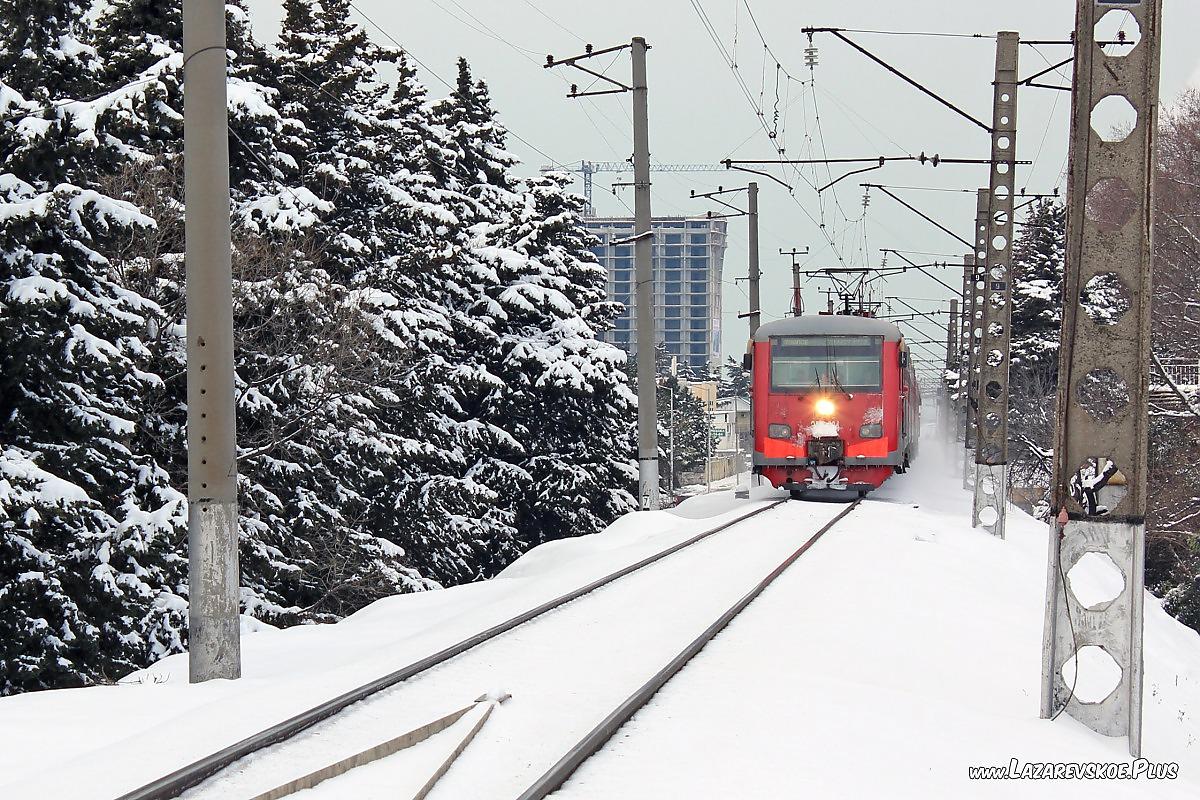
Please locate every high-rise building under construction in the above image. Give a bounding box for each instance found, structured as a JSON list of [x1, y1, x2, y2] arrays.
[[585, 216, 728, 374]]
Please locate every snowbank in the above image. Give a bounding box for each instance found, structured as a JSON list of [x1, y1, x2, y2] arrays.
[[0, 500, 772, 799], [0, 434, 1197, 799]]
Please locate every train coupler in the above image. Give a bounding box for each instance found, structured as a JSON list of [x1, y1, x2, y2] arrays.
[[806, 436, 845, 467]]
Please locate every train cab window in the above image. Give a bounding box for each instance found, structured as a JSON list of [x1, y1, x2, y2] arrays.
[[769, 335, 884, 392]]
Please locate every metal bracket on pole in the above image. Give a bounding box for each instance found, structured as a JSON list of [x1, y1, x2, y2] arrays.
[[1041, 0, 1162, 758], [972, 32, 1019, 538]]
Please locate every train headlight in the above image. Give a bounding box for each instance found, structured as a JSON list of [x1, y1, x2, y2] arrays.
[[814, 398, 836, 417], [767, 423, 792, 440], [859, 423, 883, 439]]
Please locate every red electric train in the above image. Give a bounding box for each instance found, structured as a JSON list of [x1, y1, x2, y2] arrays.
[[748, 314, 920, 499]]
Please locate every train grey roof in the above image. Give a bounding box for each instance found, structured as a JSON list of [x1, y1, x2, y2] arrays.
[[752, 314, 904, 343]]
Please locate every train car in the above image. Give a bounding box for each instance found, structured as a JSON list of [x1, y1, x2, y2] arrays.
[[748, 314, 920, 499]]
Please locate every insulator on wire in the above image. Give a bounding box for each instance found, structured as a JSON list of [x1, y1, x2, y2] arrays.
[[804, 46, 819, 68]]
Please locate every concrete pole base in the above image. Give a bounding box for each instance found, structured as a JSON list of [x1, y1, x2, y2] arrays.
[[1041, 518, 1144, 756], [971, 463, 1007, 538], [189, 500, 242, 682], [639, 460, 660, 511]]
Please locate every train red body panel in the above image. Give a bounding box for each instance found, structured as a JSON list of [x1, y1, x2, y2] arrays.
[[749, 314, 920, 498]]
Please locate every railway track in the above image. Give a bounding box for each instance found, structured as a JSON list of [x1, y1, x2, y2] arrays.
[[116, 499, 795, 800], [514, 499, 859, 800]]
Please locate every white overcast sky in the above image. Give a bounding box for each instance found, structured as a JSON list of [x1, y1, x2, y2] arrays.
[[246, 0, 1200, 371]]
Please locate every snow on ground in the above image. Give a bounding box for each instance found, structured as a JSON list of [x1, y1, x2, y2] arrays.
[[557, 437, 1200, 800], [0, 498, 781, 800], [1, 430, 1198, 799], [182, 500, 839, 800]]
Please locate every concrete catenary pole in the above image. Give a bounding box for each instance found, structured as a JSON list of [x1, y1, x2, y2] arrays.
[[791, 262, 803, 317], [971, 31, 1019, 538], [947, 300, 959, 379], [1041, 0, 1162, 758], [668, 361, 676, 496], [746, 182, 760, 489], [780, 247, 808, 317], [631, 36, 659, 511], [184, 0, 241, 682], [747, 182, 761, 337], [944, 298, 959, 447], [957, 256, 973, 446], [963, 191, 988, 491]]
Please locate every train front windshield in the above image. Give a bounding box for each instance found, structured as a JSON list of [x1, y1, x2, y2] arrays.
[[770, 335, 884, 392]]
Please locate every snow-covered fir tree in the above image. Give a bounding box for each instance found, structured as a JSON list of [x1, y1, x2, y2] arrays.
[[1009, 198, 1065, 376], [0, 0, 188, 693], [1004, 198, 1065, 510], [1, 1, 653, 692], [478, 170, 637, 545], [97, 0, 389, 623], [351, 51, 511, 587], [719, 354, 751, 398]]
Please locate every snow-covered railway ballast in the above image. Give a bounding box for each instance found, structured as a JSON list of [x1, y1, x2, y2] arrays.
[[748, 314, 921, 499]]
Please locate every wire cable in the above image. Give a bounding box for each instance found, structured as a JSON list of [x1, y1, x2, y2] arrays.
[[346, 1, 565, 167], [520, 0, 586, 44], [1050, 526, 1080, 721], [688, 0, 849, 267], [1025, 44, 1069, 183]]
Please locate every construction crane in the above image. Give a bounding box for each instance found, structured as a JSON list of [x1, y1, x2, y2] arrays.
[[540, 160, 726, 215]]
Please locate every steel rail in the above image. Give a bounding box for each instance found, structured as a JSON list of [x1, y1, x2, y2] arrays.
[[516, 498, 861, 800], [115, 499, 789, 800]]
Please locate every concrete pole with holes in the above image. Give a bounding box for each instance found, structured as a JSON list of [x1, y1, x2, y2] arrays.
[[957, 255, 973, 448], [944, 298, 959, 451], [971, 32, 1019, 538], [632, 36, 659, 510], [1041, 0, 1161, 757], [184, 0, 241, 682], [963, 194, 987, 492]]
